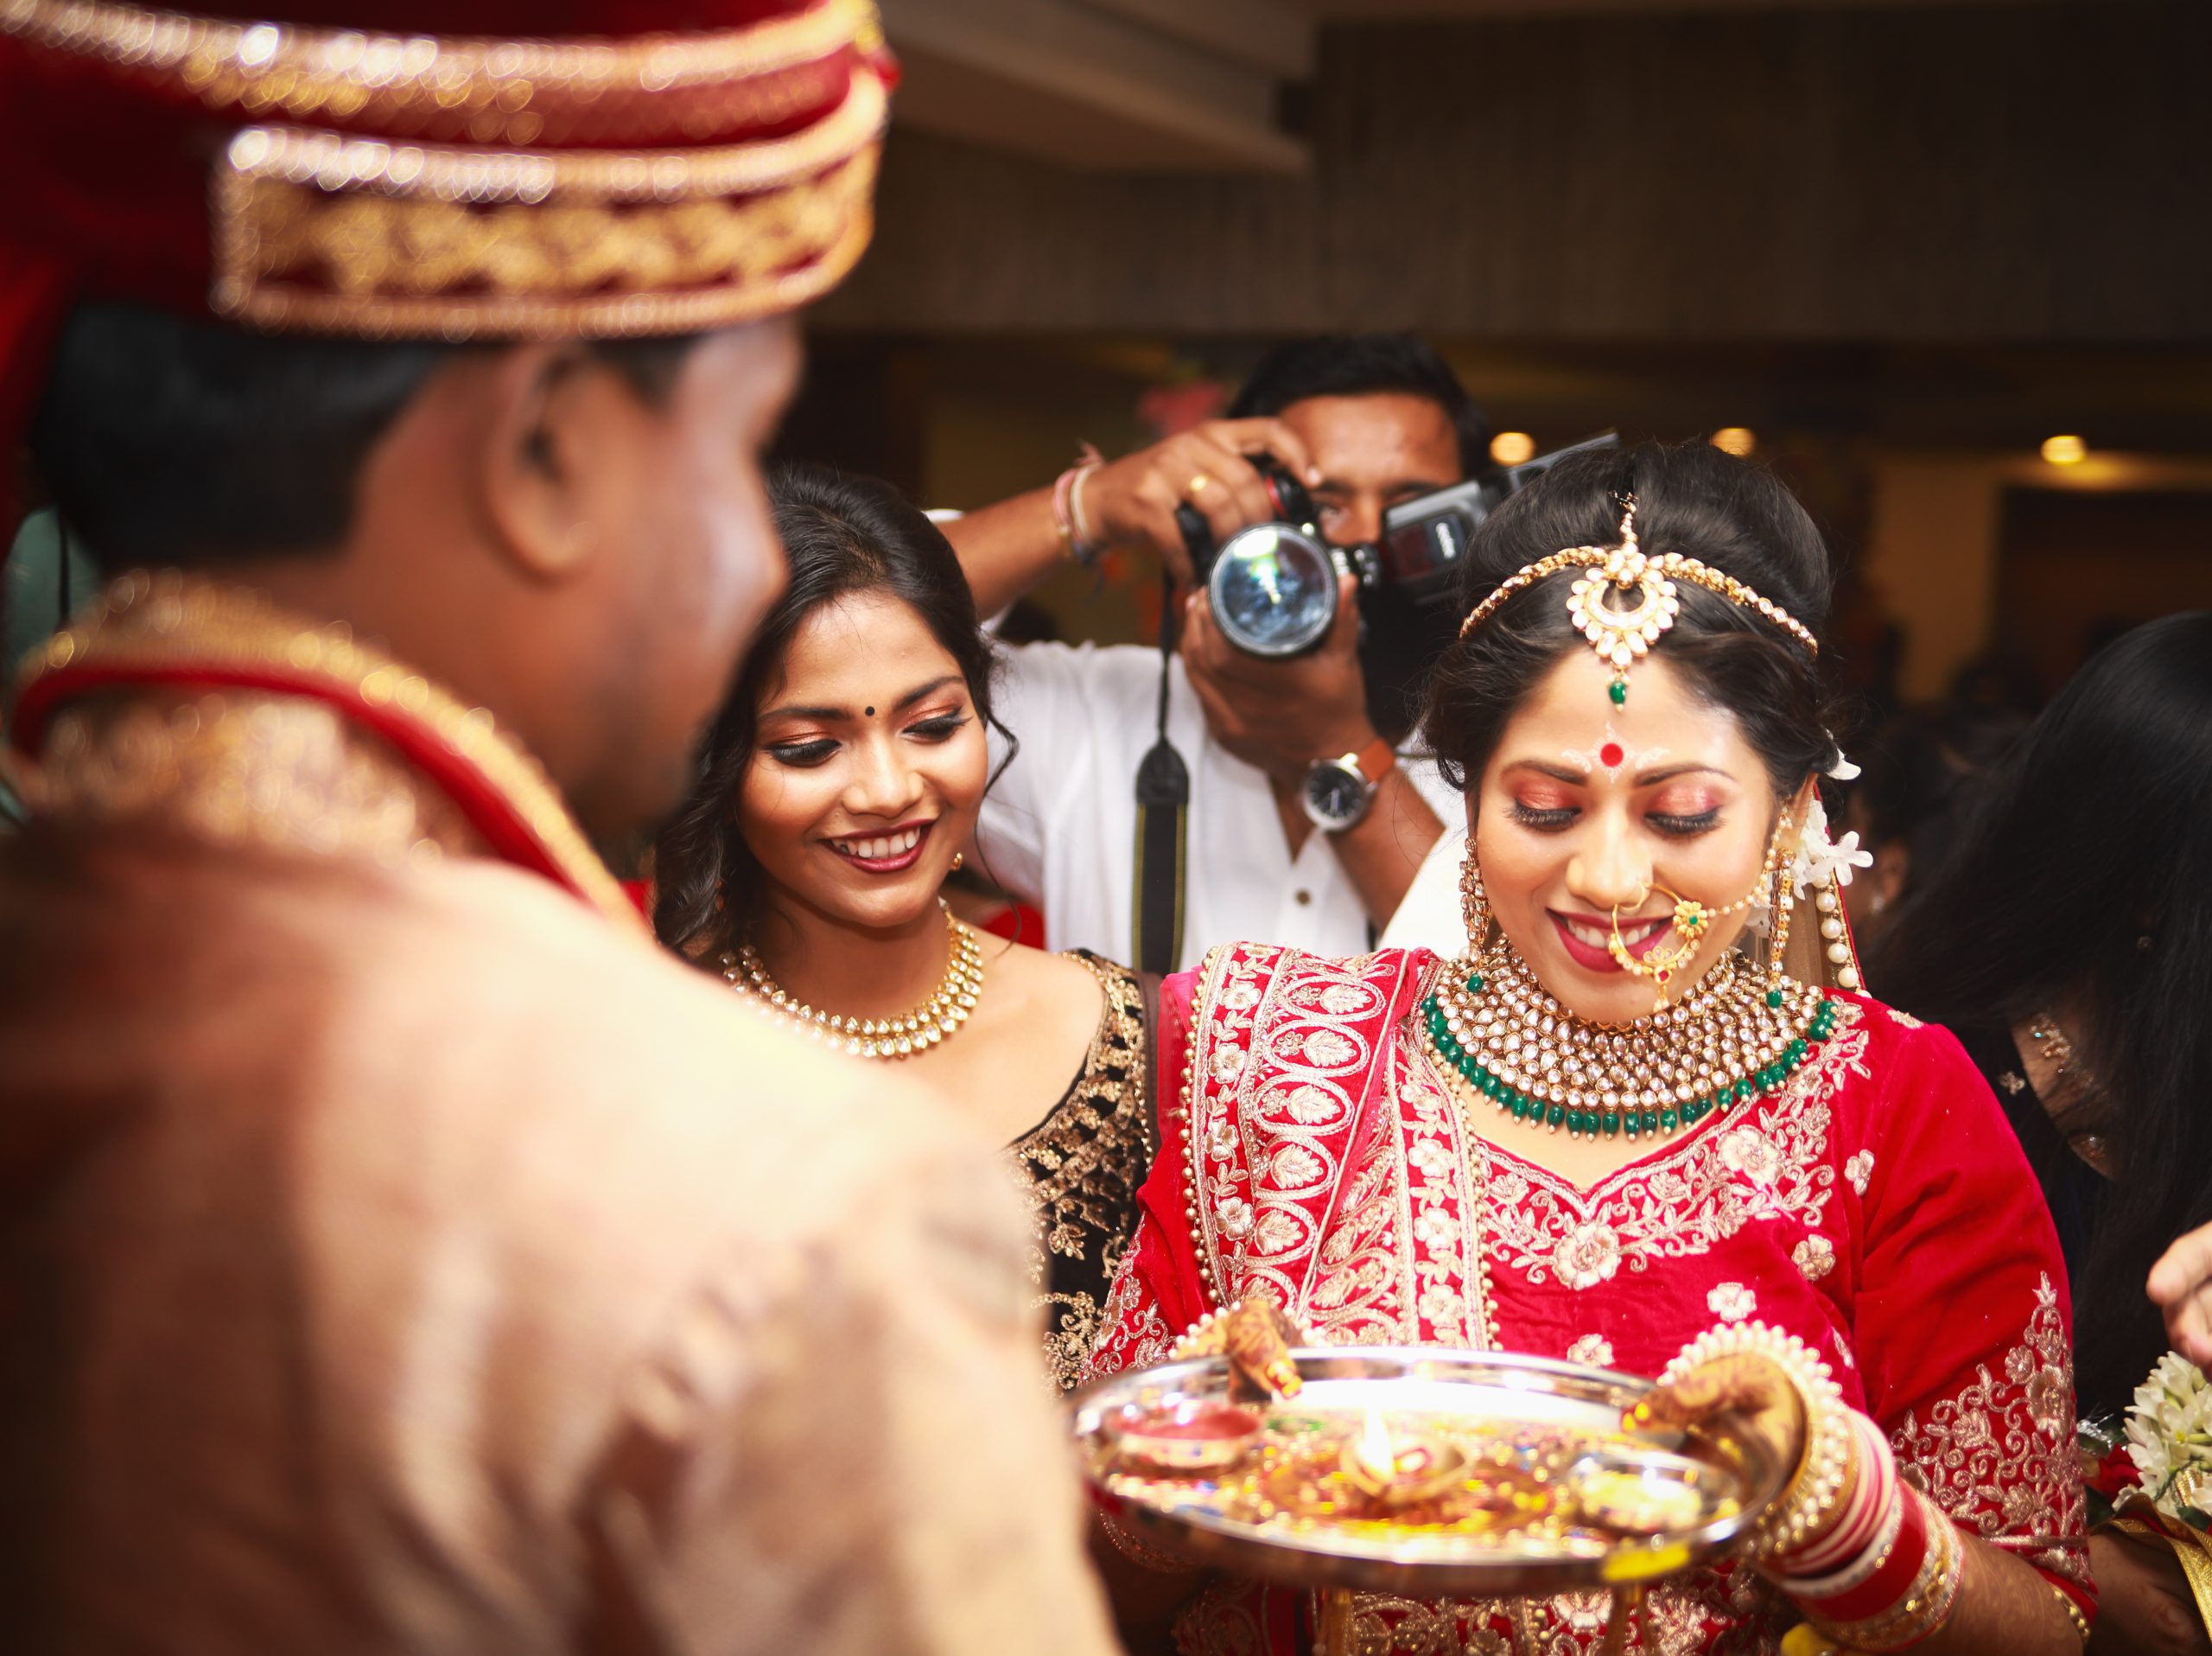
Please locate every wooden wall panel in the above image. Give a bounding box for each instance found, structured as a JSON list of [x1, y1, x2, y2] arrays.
[[819, 2, 2211, 341]]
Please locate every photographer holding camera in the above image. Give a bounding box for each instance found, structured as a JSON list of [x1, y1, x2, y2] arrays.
[[946, 335, 1486, 971]]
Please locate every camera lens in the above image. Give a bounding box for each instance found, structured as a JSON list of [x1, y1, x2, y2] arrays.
[[1206, 523, 1339, 657]]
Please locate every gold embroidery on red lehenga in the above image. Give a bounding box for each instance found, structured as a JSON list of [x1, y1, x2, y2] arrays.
[[1470, 1005, 1867, 1291], [1890, 1273, 2088, 1583], [1339, 1567, 1793, 1656], [1096, 947, 2087, 1653]]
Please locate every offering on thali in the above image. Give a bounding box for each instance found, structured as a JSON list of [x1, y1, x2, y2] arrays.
[[1112, 1399, 1267, 1472], [1074, 1304, 1786, 1598], [1096, 1398, 1726, 1551]]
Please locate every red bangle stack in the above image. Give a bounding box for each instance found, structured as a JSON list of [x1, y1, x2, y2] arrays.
[[1772, 1411, 1962, 1652], [1779, 1411, 1901, 1586]]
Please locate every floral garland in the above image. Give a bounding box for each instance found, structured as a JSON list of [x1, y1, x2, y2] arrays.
[[2082, 1350, 2212, 1640], [2126, 1352, 2212, 1523]]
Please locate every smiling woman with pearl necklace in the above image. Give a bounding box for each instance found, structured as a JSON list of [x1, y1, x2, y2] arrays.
[[1085, 443, 2091, 1656], [652, 465, 1160, 1394]]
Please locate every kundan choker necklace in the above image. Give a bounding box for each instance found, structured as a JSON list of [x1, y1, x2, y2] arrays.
[[721, 899, 984, 1060], [1421, 943, 1839, 1143]]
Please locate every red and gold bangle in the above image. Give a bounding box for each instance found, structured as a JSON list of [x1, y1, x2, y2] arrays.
[[1789, 1476, 1929, 1623], [2050, 1583, 2091, 1648], [1801, 1489, 1964, 1653], [1779, 1411, 1901, 1581]]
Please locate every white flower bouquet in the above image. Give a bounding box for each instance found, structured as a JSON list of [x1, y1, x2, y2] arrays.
[[2126, 1350, 2212, 1527]]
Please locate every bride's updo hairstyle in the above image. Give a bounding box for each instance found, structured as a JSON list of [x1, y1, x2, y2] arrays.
[[1422, 442, 1845, 802]]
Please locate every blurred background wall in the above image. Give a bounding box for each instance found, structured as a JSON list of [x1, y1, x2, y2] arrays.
[[774, 0, 2212, 716]]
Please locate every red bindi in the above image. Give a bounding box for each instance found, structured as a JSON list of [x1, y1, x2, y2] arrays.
[[1599, 742, 1625, 768]]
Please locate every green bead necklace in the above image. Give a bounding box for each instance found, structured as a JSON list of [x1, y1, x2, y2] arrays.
[[1421, 946, 1840, 1143]]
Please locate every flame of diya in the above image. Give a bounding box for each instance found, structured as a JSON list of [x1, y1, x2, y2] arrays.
[[1342, 1407, 1470, 1506]]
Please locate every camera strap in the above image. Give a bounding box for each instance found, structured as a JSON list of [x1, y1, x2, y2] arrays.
[[1131, 576, 1190, 977]]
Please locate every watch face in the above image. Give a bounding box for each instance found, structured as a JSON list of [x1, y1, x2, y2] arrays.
[[1303, 761, 1370, 830]]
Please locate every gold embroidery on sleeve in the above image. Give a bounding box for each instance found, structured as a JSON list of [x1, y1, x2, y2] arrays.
[[1890, 1273, 2088, 1583]]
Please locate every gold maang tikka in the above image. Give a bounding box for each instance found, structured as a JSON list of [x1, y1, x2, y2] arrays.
[[1458, 493, 1825, 1005], [1458, 495, 1820, 709]]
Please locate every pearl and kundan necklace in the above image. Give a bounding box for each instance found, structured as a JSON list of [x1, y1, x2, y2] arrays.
[[721, 899, 984, 1060], [1421, 942, 1839, 1143]]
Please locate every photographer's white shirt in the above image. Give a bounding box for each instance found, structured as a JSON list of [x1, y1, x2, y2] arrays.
[[977, 640, 1462, 973]]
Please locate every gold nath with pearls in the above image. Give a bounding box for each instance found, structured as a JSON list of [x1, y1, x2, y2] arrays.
[[1458, 497, 1819, 708], [1421, 942, 1840, 1143], [721, 899, 983, 1060]]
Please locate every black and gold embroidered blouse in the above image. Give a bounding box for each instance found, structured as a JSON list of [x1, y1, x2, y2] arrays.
[[1004, 952, 1155, 1393]]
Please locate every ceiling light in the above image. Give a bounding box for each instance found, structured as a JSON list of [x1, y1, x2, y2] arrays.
[[1489, 431, 1536, 466], [1710, 427, 1757, 457], [2041, 435, 2088, 466]]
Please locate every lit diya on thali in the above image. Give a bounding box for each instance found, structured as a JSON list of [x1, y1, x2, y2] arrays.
[[1076, 1301, 1786, 1653]]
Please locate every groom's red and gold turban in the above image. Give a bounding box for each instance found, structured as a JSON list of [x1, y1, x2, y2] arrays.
[[0, 0, 893, 525]]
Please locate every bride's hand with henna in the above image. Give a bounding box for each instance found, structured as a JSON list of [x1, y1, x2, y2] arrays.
[[1630, 1348, 1812, 1500]]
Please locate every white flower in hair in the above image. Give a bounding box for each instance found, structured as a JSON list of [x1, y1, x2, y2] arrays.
[[1792, 796, 1872, 891], [1826, 748, 1862, 782]]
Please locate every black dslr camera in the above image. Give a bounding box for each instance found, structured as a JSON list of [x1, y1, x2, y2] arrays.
[[1175, 431, 1619, 658]]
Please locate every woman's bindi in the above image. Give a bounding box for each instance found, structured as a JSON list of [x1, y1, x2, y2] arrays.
[[1599, 741, 1625, 769]]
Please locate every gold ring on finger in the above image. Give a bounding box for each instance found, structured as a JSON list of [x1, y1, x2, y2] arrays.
[[1188, 474, 1211, 497]]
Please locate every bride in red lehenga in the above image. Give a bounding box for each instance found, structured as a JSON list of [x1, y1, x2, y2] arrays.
[[1088, 443, 2089, 1656]]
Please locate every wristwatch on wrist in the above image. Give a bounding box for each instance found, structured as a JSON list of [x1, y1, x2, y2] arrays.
[[1300, 736, 1396, 832]]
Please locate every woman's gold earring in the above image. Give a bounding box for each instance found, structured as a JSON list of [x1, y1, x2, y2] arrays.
[[1765, 813, 1796, 983], [1459, 844, 1490, 948], [949, 850, 965, 873]]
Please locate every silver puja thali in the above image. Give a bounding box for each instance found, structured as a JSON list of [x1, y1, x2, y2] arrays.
[[1074, 1347, 1788, 1599]]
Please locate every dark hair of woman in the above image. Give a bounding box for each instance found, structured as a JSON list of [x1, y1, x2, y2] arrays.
[[1871, 611, 2212, 1417], [1420, 441, 1847, 801], [652, 464, 1009, 959]]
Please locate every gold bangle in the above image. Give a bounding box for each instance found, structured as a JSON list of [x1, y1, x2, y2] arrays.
[[2050, 1583, 2091, 1649], [1806, 1489, 1963, 1653]]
